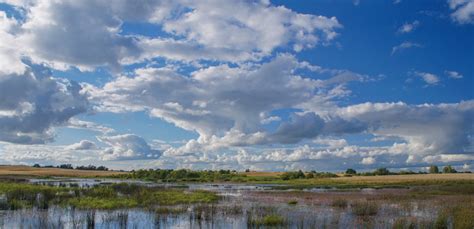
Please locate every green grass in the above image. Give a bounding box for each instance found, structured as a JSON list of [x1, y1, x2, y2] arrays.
[[0, 182, 219, 210], [288, 200, 298, 205], [68, 197, 138, 209], [435, 203, 474, 229], [250, 214, 286, 226]]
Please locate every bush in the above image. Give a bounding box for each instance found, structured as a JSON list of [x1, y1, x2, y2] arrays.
[[345, 168, 357, 175]]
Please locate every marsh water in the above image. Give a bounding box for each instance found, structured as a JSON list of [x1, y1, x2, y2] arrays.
[[0, 178, 445, 228]]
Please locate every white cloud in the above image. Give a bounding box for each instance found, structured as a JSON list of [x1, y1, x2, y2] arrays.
[[0, 11, 25, 75], [66, 140, 97, 150], [445, 70, 463, 79], [0, 61, 89, 144], [391, 42, 422, 55], [463, 163, 471, 170], [98, 134, 161, 161], [1, 0, 341, 70], [67, 118, 115, 134], [414, 71, 440, 85], [336, 101, 474, 158], [84, 55, 369, 148], [313, 138, 348, 149], [448, 0, 474, 24], [397, 20, 420, 34], [361, 156, 376, 165]]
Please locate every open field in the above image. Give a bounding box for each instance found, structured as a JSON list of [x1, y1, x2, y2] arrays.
[[0, 165, 126, 177]]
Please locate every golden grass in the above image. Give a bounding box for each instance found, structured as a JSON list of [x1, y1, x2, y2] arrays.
[[0, 165, 126, 177]]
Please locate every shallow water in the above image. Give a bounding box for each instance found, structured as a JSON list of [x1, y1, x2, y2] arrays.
[[0, 179, 443, 228]]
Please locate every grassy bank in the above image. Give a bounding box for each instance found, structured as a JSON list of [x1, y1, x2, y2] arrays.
[[0, 182, 218, 210]]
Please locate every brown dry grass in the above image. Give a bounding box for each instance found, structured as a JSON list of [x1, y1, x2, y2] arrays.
[[0, 165, 127, 177]]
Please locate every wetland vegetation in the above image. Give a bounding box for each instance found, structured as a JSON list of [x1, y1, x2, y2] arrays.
[[0, 165, 473, 228]]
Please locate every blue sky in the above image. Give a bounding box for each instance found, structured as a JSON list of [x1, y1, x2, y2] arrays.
[[0, 0, 472, 171]]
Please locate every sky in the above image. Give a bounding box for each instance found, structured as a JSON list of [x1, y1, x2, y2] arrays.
[[0, 0, 473, 172]]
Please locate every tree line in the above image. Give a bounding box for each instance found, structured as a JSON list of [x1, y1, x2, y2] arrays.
[[32, 164, 109, 171]]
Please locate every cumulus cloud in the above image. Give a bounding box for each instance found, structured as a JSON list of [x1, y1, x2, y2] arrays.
[[336, 101, 474, 158], [445, 70, 463, 79], [84, 55, 370, 149], [1, 0, 341, 70], [0, 133, 161, 165], [66, 140, 97, 150], [391, 42, 422, 55], [0, 61, 88, 144], [0, 0, 471, 171], [397, 20, 420, 34], [0, 11, 25, 75], [98, 134, 162, 161], [361, 156, 376, 165], [0, 143, 99, 165], [448, 0, 474, 24]]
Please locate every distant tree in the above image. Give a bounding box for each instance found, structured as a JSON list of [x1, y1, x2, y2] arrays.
[[442, 165, 457, 173], [306, 172, 314, 178], [297, 170, 305, 178], [58, 164, 73, 169], [374, 168, 390, 176], [429, 165, 439, 174], [345, 168, 357, 175], [33, 164, 41, 168], [245, 169, 250, 173]]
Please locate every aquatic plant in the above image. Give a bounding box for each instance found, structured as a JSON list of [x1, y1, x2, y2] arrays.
[[351, 201, 378, 217], [250, 214, 286, 226], [288, 200, 298, 205], [0, 182, 219, 210], [331, 198, 348, 208]]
